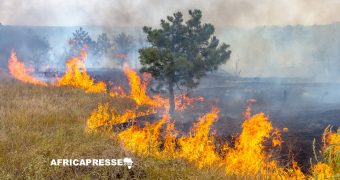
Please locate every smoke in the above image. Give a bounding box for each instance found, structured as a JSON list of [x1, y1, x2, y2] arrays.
[[1, 0, 340, 79], [220, 24, 340, 80], [1, 0, 340, 27]]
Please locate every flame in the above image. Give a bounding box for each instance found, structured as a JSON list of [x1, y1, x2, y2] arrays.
[[56, 50, 106, 93], [86, 102, 153, 131], [11, 43, 339, 178], [118, 115, 169, 157], [109, 85, 126, 97], [8, 50, 47, 86], [122, 65, 155, 106], [116, 107, 220, 166], [224, 112, 279, 176], [310, 127, 340, 179], [272, 128, 283, 147], [323, 127, 340, 154], [85, 97, 339, 178], [176, 107, 220, 168], [109, 65, 202, 115], [113, 65, 204, 113], [87, 102, 110, 129], [311, 163, 334, 180]]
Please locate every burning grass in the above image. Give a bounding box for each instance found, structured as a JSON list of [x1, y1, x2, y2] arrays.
[[0, 78, 234, 179], [3, 50, 339, 179], [0, 79, 134, 179], [8, 50, 47, 86], [55, 49, 107, 93]]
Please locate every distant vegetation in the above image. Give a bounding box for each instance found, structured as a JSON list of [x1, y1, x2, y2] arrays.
[[0, 26, 50, 68], [0, 26, 141, 70]]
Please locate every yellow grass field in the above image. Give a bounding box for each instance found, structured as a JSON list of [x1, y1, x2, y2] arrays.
[[0, 77, 230, 179]]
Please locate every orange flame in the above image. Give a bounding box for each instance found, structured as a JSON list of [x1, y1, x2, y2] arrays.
[[75, 59, 336, 179], [122, 65, 155, 105], [116, 107, 220, 166], [118, 115, 169, 157], [177, 107, 220, 168], [224, 112, 282, 177], [8, 50, 47, 86], [86, 99, 340, 178], [311, 163, 334, 180], [86, 102, 154, 131], [112, 65, 204, 114], [310, 127, 340, 179], [56, 49, 106, 93]]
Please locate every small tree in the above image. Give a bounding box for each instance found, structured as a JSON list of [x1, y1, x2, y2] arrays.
[[113, 33, 135, 54], [139, 9, 231, 117], [94, 33, 112, 57], [68, 27, 95, 56], [113, 33, 135, 67]]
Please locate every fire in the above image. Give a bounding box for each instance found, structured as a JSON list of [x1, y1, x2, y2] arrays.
[[86, 102, 153, 131], [122, 65, 155, 106], [176, 107, 220, 168], [310, 126, 340, 179], [8, 50, 47, 86], [323, 127, 340, 154], [174, 95, 205, 111], [9, 48, 338, 178], [109, 85, 126, 97], [116, 107, 220, 166], [87, 98, 313, 178], [118, 115, 169, 157], [112, 65, 204, 113], [224, 112, 284, 177], [56, 49, 106, 93], [311, 163, 334, 180], [86, 103, 110, 130]]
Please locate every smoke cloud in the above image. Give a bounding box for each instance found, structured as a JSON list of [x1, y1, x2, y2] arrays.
[[1, 0, 340, 27], [1, 0, 340, 79]]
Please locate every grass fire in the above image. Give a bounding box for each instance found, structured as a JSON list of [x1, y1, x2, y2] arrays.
[[0, 1, 340, 179]]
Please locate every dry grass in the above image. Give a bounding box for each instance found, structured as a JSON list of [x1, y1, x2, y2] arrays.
[[0, 78, 231, 179]]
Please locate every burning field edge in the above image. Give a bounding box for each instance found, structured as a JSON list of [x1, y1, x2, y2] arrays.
[[0, 50, 339, 179]]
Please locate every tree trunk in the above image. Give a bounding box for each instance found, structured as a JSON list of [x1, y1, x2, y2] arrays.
[[168, 80, 175, 118]]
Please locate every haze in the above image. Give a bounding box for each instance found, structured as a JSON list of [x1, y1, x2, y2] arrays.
[[1, 0, 340, 27]]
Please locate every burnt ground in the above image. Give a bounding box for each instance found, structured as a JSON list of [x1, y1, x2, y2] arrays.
[[41, 68, 340, 172], [192, 74, 340, 172]]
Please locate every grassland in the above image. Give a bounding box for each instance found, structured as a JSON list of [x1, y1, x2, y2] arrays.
[[1, 72, 339, 179], [0, 77, 229, 179]]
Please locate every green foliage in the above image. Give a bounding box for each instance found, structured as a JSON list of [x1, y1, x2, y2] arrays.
[[139, 9, 231, 90]]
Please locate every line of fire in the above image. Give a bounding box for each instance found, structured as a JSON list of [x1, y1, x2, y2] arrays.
[[0, 2, 339, 179]]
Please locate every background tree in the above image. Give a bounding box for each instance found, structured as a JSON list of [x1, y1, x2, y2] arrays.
[[94, 33, 112, 57], [68, 27, 95, 56], [139, 9, 231, 117], [113, 33, 135, 67], [0, 27, 50, 68]]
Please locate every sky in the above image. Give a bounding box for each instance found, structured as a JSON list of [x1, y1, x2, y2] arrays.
[[1, 0, 340, 27]]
